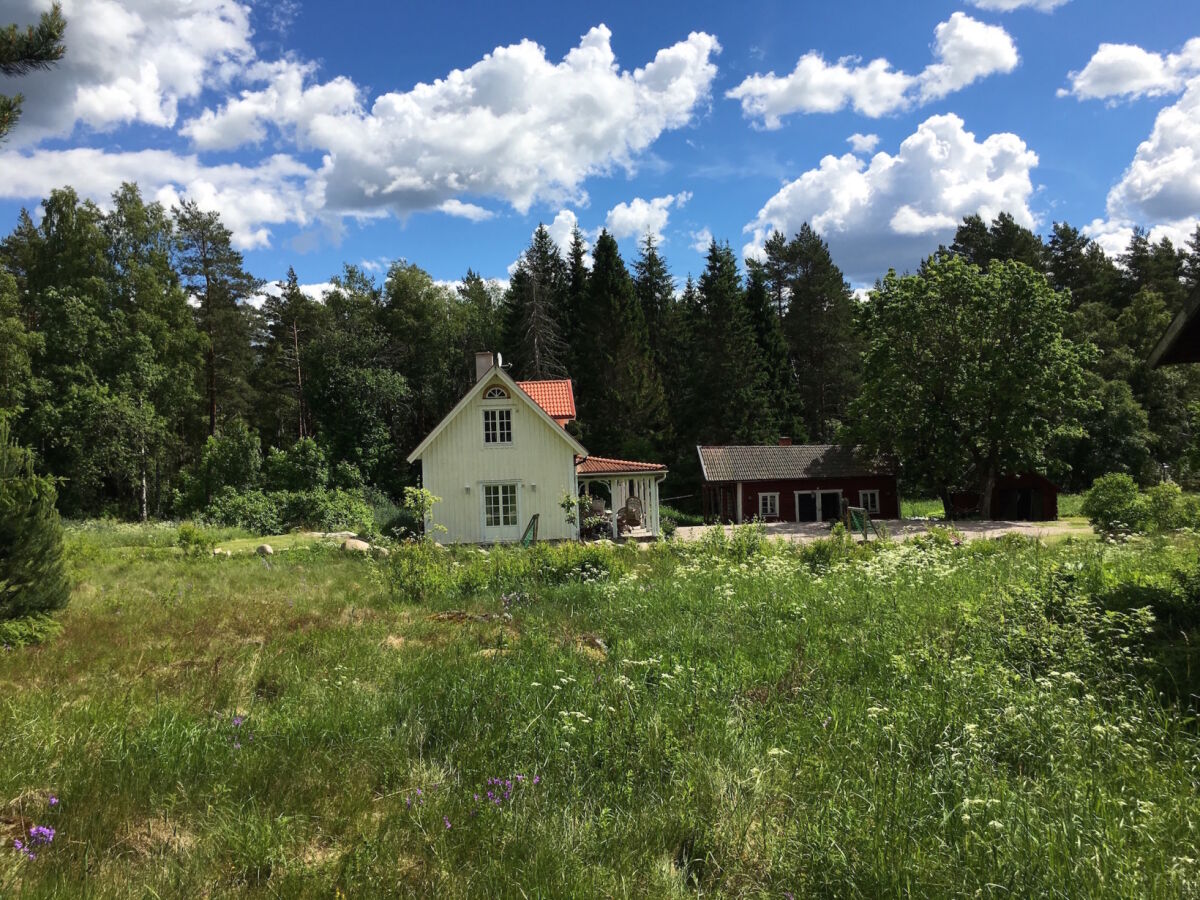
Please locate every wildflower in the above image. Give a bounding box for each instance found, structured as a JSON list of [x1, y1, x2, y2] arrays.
[[443, 816, 452, 830], [232, 715, 244, 728], [48, 796, 58, 807]]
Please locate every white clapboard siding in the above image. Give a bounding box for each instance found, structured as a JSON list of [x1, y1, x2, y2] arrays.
[[419, 372, 578, 543]]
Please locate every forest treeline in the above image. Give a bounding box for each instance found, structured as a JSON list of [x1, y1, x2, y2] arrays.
[[2, 183, 1199, 523]]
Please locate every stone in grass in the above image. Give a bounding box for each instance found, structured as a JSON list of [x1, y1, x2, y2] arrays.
[[256, 544, 273, 557], [212, 548, 232, 558], [341, 538, 371, 553], [370, 545, 390, 559]]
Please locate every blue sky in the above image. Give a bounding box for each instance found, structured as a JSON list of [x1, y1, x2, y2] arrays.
[[2, 0, 1198, 293]]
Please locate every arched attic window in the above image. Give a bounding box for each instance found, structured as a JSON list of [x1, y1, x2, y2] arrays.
[[484, 387, 509, 400]]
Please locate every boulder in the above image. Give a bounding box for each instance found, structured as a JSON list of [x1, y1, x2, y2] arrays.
[[256, 544, 273, 557], [212, 548, 232, 558], [370, 545, 390, 559], [341, 538, 371, 553]]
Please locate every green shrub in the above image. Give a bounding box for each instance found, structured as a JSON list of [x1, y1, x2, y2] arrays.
[[1082, 473, 1145, 535], [1143, 481, 1185, 532], [263, 438, 329, 492], [204, 488, 283, 535], [0, 613, 62, 648], [0, 424, 69, 621], [176, 522, 216, 556]]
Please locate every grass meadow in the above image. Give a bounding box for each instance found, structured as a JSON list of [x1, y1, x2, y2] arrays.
[[3, 523, 1200, 896]]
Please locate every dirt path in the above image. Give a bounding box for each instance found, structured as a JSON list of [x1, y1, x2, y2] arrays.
[[674, 518, 1092, 545]]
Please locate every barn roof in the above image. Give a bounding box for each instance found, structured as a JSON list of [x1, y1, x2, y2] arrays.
[[696, 444, 892, 482], [577, 456, 667, 476], [516, 379, 576, 424]]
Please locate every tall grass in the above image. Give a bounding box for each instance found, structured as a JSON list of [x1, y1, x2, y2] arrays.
[[2, 529, 1199, 896]]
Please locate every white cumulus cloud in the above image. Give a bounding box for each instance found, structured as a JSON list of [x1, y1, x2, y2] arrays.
[[1060, 39, 1200, 101], [1082, 75, 1200, 255], [0, 147, 315, 250], [690, 227, 714, 253], [4, 0, 254, 146], [185, 25, 721, 219], [743, 114, 1039, 283], [847, 133, 880, 154], [726, 13, 1017, 126], [604, 192, 691, 243]]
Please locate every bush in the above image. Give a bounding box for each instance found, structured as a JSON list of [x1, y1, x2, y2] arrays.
[[202, 487, 374, 536], [263, 438, 329, 492], [1143, 481, 1185, 532], [1082, 474, 1145, 535], [176, 522, 216, 556], [0, 424, 69, 621]]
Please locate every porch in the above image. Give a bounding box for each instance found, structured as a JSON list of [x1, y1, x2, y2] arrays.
[[576, 456, 667, 540]]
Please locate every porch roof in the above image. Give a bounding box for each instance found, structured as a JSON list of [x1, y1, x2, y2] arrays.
[[577, 456, 667, 477]]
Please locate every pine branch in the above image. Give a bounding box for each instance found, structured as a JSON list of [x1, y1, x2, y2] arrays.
[[0, 3, 66, 76]]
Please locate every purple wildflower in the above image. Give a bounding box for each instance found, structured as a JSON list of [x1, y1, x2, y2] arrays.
[[233, 741, 241, 750], [443, 816, 452, 830], [232, 715, 244, 728], [533, 775, 540, 785], [48, 796, 58, 807]]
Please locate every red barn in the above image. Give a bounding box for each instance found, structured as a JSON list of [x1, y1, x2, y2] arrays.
[[697, 442, 900, 524]]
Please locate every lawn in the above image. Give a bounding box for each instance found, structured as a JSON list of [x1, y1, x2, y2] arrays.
[[3, 524, 1200, 897]]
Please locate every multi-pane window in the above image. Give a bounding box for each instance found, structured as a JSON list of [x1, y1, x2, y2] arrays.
[[859, 490, 880, 514], [484, 483, 518, 527], [758, 492, 779, 518], [483, 408, 512, 444], [484, 387, 508, 399]]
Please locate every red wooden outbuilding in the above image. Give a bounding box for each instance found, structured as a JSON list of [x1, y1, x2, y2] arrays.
[[950, 472, 1059, 521], [697, 441, 900, 524]]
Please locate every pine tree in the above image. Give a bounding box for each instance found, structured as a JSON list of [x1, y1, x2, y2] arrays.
[[0, 421, 68, 621], [503, 226, 568, 379], [745, 263, 803, 440], [256, 268, 327, 448], [0, 3, 65, 141], [764, 224, 861, 441], [173, 201, 262, 436]]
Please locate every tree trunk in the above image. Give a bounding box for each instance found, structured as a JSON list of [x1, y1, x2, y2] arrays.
[[139, 441, 148, 522], [292, 319, 305, 439], [979, 462, 998, 520], [939, 487, 955, 521]]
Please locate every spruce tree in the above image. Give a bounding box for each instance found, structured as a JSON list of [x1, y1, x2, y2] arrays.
[[633, 234, 674, 371], [0, 421, 68, 621], [745, 263, 803, 440], [256, 268, 328, 448], [693, 241, 774, 444], [503, 225, 568, 379]]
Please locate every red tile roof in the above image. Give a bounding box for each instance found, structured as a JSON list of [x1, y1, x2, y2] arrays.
[[517, 379, 576, 424], [576, 456, 667, 476]]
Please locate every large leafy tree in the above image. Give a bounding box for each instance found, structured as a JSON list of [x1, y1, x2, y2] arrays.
[[0, 3, 65, 141], [0, 270, 40, 418], [851, 254, 1087, 517]]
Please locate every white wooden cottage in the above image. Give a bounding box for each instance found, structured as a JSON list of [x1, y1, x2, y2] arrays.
[[406, 352, 667, 544]]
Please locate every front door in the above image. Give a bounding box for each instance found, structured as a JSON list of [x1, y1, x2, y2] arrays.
[[819, 491, 843, 522], [795, 492, 817, 522], [482, 482, 520, 542]]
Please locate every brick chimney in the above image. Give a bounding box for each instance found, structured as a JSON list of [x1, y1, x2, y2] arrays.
[[475, 351, 495, 382], [778, 436, 792, 446]]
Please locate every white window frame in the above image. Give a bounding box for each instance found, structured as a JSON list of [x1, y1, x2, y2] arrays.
[[484, 386, 509, 400], [859, 490, 880, 514], [482, 482, 519, 528], [482, 407, 513, 446], [758, 492, 780, 519]]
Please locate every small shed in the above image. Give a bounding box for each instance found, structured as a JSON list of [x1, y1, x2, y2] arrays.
[[951, 472, 1059, 521], [697, 442, 899, 524]]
